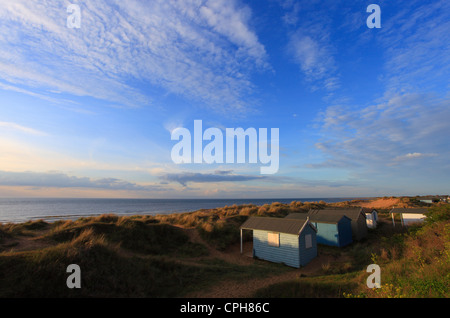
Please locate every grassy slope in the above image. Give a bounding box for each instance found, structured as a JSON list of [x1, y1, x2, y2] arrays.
[[0, 212, 287, 297], [254, 205, 450, 298], [0, 200, 448, 298]]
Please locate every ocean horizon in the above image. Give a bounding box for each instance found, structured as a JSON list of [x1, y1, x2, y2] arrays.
[[0, 197, 369, 224]]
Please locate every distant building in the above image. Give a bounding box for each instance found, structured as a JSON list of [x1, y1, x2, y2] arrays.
[[240, 216, 317, 268], [286, 212, 353, 247], [390, 208, 428, 227], [418, 196, 435, 204], [417, 196, 446, 204]]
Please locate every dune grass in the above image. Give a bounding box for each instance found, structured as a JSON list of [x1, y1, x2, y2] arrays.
[[154, 201, 325, 250], [0, 199, 447, 298], [0, 227, 288, 297], [254, 273, 359, 298], [0, 207, 297, 297], [253, 204, 449, 298], [344, 207, 449, 298], [42, 217, 207, 257], [0, 237, 211, 297]]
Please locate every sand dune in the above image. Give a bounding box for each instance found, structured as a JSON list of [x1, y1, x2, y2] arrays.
[[352, 197, 403, 209]]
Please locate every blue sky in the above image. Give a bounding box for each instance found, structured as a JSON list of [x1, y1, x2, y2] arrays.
[[0, 0, 449, 198]]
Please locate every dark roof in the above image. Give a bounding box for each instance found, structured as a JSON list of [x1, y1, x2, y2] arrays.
[[284, 213, 308, 220], [240, 216, 314, 235], [286, 212, 350, 224], [308, 208, 365, 221], [390, 208, 428, 214], [361, 207, 378, 214], [418, 196, 439, 200]]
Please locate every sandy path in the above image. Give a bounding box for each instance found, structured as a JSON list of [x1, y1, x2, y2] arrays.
[[0, 230, 52, 253], [186, 253, 332, 298], [179, 227, 333, 298]]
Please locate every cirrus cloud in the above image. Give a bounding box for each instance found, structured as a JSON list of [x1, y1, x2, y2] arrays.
[[0, 0, 268, 112]]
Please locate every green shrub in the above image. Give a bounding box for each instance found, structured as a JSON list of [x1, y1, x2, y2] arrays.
[[425, 205, 450, 224]]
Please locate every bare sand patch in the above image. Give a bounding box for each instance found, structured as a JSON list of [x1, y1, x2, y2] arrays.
[[351, 198, 403, 209]]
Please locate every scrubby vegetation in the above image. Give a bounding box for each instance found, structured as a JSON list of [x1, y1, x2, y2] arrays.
[[154, 201, 324, 250], [0, 209, 290, 297], [254, 204, 450, 298], [356, 205, 450, 298], [42, 216, 205, 256], [0, 198, 448, 298], [254, 273, 359, 298]]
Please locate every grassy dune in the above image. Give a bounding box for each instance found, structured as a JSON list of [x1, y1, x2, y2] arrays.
[[0, 199, 448, 298], [255, 204, 450, 298], [0, 204, 297, 297]]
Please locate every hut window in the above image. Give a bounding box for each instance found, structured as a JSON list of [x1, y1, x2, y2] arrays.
[[305, 234, 312, 249], [268, 232, 279, 247]]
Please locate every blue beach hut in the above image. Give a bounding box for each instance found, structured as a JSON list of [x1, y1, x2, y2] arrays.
[[240, 216, 318, 268], [285, 212, 353, 247]]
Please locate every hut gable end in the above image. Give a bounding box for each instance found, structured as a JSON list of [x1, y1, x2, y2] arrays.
[[240, 216, 318, 268]]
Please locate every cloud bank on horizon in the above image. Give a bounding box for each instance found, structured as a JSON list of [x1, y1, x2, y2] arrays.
[[0, 0, 448, 198]]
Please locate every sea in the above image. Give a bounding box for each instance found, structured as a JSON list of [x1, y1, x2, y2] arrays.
[[0, 197, 360, 224]]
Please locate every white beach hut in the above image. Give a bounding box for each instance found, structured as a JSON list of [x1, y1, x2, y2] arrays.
[[361, 208, 378, 229], [390, 208, 428, 227]]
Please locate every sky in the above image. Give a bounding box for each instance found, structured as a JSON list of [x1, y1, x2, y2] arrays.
[[0, 0, 449, 199]]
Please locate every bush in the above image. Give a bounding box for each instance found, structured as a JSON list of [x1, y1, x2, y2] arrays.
[[362, 218, 450, 298], [425, 205, 450, 224]]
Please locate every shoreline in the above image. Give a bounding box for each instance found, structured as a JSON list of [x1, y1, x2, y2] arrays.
[[1, 194, 441, 224], [0, 197, 446, 298], [0, 196, 375, 224]]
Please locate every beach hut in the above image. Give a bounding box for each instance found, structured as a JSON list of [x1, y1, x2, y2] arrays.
[[345, 208, 368, 240], [286, 212, 353, 247], [417, 196, 440, 204], [362, 208, 378, 229], [390, 208, 428, 227], [240, 216, 317, 268], [309, 208, 368, 241]]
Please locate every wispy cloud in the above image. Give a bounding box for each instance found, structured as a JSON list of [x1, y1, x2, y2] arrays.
[[0, 170, 167, 192], [0, 121, 47, 136], [0, 0, 268, 112], [283, 2, 340, 93], [0, 81, 78, 106], [307, 0, 450, 191], [393, 152, 438, 162], [378, 0, 450, 94], [288, 32, 339, 92], [311, 93, 450, 173], [159, 170, 266, 187]]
